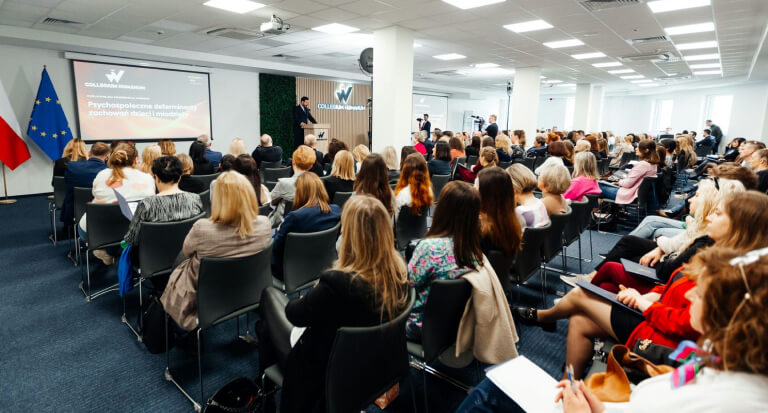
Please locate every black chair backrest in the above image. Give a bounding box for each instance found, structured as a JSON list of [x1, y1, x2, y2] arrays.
[[73, 187, 94, 224], [456, 157, 467, 167], [599, 158, 610, 175], [498, 161, 512, 170], [431, 174, 450, 202], [695, 144, 711, 158], [323, 163, 332, 176], [523, 157, 536, 172], [260, 160, 282, 172], [485, 250, 514, 295], [264, 167, 291, 183], [284, 200, 293, 214], [543, 208, 571, 261], [395, 206, 428, 250], [85, 203, 130, 249], [283, 222, 341, 294], [189, 173, 219, 189], [264, 181, 277, 192], [258, 203, 271, 216], [199, 190, 211, 217], [619, 152, 635, 168], [567, 166, 574, 176], [53, 176, 66, 209], [637, 177, 657, 209], [197, 242, 274, 329], [332, 191, 353, 209], [533, 156, 547, 171], [137, 213, 203, 279], [326, 290, 415, 413], [568, 197, 591, 238], [466, 155, 478, 166], [511, 222, 550, 284], [421, 278, 472, 362]]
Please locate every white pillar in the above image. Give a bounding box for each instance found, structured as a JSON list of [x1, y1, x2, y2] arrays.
[[588, 85, 605, 132], [372, 27, 414, 153], [508, 67, 541, 148], [573, 83, 592, 131]]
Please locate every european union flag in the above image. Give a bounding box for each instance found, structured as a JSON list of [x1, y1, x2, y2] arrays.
[[27, 67, 72, 161]]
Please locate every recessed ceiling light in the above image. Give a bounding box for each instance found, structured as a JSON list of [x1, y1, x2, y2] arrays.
[[542, 79, 563, 84], [664, 22, 715, 36], [203, 0, 265, 14], [540, 76, 547, 79], [503, 19, 553, 33], [312, 23, 359, 34], [631, 79, 653, 83], [473, 63, 500, 68], [442, 0, 505, 10], [459, 67, 514, 76], [683, 53, 720, 61], [621, 75, 644, 79], [638, 83, 659, 87], [693, 70, 722, 75], [433, 53, 466, 60], [556, 83, 576, 88], [571, 52, 606, 60], [689, 63, 721, 69], [543, 39, 584, 49], [676, 41, 718, 50], [592, 62, 622, 68], [607, 69, 634, 74], [648, 0, 710, 13], [414, 43, 423, 48]]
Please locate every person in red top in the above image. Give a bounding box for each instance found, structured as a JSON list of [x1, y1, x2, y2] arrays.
[[413, 131, 428, 155], [514, 191, 768, 379]]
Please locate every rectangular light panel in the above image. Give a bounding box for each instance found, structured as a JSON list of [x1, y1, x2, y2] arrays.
[[593, 62, 622, 68], [665, 22, 715, 36], [693, 70, 722, 75], [683, 53, 720, 61], [504, 20, 553, 33], [203, 0, 265, 13], [621, 75, 644, 79], [648, 0, 710, 13], [676, 41, 718, 50], [433, 53, 467, 60], [312, 23, 360, 34], [543, 39, 584, 49], [571, 52, 606, 60], [689, 63, 721, 69], [607, 69, 635, 74], [443, 0, 505, 10]]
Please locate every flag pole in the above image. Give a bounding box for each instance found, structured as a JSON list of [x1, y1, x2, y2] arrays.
[[0, 162, 17, 205]]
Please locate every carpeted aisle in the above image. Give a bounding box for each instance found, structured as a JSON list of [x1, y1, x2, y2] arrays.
[[0, 195, 620, 412]]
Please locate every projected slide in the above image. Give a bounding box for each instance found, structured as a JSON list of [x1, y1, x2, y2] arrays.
[[73, 60, 211, 140], [412, 94, 447, 132]]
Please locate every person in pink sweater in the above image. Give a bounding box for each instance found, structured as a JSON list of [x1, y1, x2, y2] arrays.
[[563, 152, 602, 201], [598, 140, 659, 204]]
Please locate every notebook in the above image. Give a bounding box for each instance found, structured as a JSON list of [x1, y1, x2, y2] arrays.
[[621, 258, 662, 284], [113, 189, 138, 221], [576, 280, 643, 316]]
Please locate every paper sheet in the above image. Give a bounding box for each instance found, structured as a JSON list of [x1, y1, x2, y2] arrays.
[[486, 356, 562, 413]]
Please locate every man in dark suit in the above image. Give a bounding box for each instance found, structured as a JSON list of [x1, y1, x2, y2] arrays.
[[420, 114, 431, 141], [293, 96, 317, 151], [251, 134, 283, 168], [61, 142, 110, 227], [198, 134, 222, 169], [706, 120, 723, 154], [483, 114, 499, 138]]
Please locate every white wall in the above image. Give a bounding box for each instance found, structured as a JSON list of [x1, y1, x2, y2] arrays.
[[446, 96, 507, 133], [538, 95, 570, 130], [0, 44, 260, 196]]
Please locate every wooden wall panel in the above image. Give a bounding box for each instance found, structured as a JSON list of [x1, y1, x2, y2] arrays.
[[296, 77, 371, 151]]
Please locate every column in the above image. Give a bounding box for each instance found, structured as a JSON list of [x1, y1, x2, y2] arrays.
[[573, 83, 592, 131], [508, 67, 541, 148], [588, 85, 605, 132], [372, 26, 414, 153]]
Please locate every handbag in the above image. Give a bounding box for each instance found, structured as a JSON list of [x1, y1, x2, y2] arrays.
[[137, 294, 175, 354], [631, 339, 677, 367], [585, 344, 674, 402], [203, 378, 261, 413]]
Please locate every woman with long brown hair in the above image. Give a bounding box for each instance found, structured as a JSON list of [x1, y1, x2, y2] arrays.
[[258, 195, 409, 413], [477, 167, 522, 255], [354, 153, 394, 215], [232, 154, 270, 205], [394, 153, 433, 219]]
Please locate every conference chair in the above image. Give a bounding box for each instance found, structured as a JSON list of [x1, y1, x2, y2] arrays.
[[523, 157, 536, 172], [601, 176, 657, 228], [408, 279, 474, 410], [199, 190, 211, 218], [123, 214, 203, 341], [498, 161, 512, 170], [563, 197, 593, 273], [609, 152, 635, 171], [598, 158, 610, 175], [49, 176, 66, 245], [395, 206, 428, 252], [262, 289, 415, 413], [80, 203, 130, 301], [533, 156, 548, 171], [466, 155, 478, 166], [485, 250, 514, 296], [188, 173, 219, 190], [263, 167, 291, 184], [71, 187, 94, 266], [322, 163, 332, 176], [567, 166, 574, 176], [260, 160, 282, 173], [258, 203, 271, 216], [695, 144, 712, 159], [165, 243, 273, 412], [510, 222, 551, 304], [542, 208, 572, 297], [431, 175, 450, 202], [455, 157, 467, 167], [278, 222, 340, 295], [332, 191, 353, 209]]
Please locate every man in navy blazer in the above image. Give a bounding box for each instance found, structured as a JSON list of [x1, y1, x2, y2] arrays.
[[60, 142, 110, 226], [293, 96, 317, 151]]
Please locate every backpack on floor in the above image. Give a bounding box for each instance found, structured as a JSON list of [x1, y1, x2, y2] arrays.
[[204, 378, 261, 413], [138, 294, 175, 354]]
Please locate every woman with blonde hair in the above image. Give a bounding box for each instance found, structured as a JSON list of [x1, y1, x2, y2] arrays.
[[538, 163, 571, 215], [352, 144, 370, 171], [495, 134, 513, 162], [323, 150, 355, 201], [158, 139, 176, 156], [271, 173, 341, 280], [161, 171, 271, 331], [380, 145, 400, 182], [394, 153, 433, 219], [53, 138, 87, 181], [574, 139, 591, 154], [507, 164, 549, 230], [228, 137, 247, 156], [258, 195, 409, 412], [675, 134, 697, 169], [176, 153, 206, 194], [564, 152, 602, 201], [140, 144, 162, 174]]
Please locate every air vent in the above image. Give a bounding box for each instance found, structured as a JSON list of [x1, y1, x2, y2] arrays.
[[41, 17, 84, 26], [626, 36, 669, 45], [655, 75, 692, 81], [580, 0, 642, 12], [430, 70, 463, 77], [618, 51, 679, 63], [206, 27, 264, 41]]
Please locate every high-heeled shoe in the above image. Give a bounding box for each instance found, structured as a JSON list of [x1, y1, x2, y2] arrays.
[[512, 307, 556, 332]]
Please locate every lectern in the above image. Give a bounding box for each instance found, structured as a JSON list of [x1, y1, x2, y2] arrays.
[[303, 124, 330, 153]]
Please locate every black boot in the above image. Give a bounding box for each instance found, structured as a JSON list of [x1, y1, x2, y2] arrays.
[[512, 307, 556, 332]]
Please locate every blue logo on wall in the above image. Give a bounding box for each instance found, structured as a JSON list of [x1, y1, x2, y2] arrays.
[[336, 86, 353, 103]]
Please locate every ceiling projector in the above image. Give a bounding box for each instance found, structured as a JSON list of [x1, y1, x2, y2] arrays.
[[260, 15, 290, 35]]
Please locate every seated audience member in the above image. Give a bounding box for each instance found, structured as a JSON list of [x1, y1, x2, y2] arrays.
[[674, 135, 697, 171], [269, 145, 316, 227], [140, 144, 162, 174], [535, 141, 569, 174], [515, 191, 768, 379], [695, 138, 745, 176], [271, 173, 341, 280], [659, 138, 677, 169], [460, 146, 498, 184], [599, 140, 659, 204], [526, 135, 548, 157], [597, 138, 609, 160], [394, 153, 433, 219], [354, 153, 394, 216], [197, 134, 222, 169], [610, 135, 635, 168], [495, 135, 514, 162], [449, 137, 466, 161], [233, 154, 270, 205], [161, 171, 271, 331], [547, 132, 560, 146], [507, 164, 550, 230], [736, 140, 765, 168], [400, 146, 418, 172], [123, 156, 204, 249], [564, 152, 602, 201], [257, 195, 408, 413], [322, 138, 348, 165], [406, 181, 483, 341], [585, 135, 603, 160], [53, 138, 87, 183], [749, 148, 768, 192], [158, 139, 176, 156], [458, 246, 768, 413], [177, 154, 206, 194], [380, 145, 401, 182], [251, 134, 283, 168], [413, 131, 428, 155], [574, 139, 591, 154], [428, 141, 452, 176], [323, 150, 355, 201], [61, 142, 110, 230], [303, 134, 324, 176], [563, 140, 575, 165], [352, 144, 370, 171], [218, 154, 235, 172], [228, 137, 248, 157], [695, 128, 714, 148], [477, 167, 522, 255], [189, 141, 215, 175], [512, 129, 526, 148], [465, 135, 481, 158], [538, 164, 571, 216]]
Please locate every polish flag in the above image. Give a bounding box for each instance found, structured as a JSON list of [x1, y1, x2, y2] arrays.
[[0, 80, 31, 170]]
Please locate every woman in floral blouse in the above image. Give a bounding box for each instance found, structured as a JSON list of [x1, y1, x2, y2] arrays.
[[406, 181, 483, 341]]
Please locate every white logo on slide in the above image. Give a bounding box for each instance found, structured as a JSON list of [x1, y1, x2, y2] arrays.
[[105, 70, 125, 83]]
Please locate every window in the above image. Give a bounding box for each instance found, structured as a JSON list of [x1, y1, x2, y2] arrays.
[[651, 99, 674, 133], [704, 95, 733, 134]]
